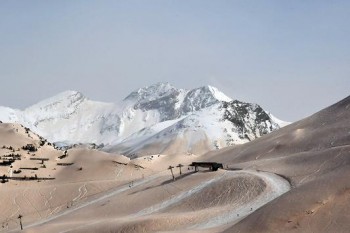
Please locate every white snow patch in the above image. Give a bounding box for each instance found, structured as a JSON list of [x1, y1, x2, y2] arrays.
[[207, 85, 232, 102]]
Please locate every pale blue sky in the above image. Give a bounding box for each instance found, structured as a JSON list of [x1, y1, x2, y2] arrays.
[[0, 0, 349, 121]]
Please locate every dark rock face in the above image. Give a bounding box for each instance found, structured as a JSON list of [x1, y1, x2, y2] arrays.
[[99, 114, 121, 135], [180, 86, 221, 114], [134, 90, 181, 121], [222, 100, 278, 141]]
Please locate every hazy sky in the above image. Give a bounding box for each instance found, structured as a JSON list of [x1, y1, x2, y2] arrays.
[[0, 0, 349, 121]]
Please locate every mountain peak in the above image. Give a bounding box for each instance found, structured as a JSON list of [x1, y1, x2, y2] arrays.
[[179, 85, 231, 114], [35, 90, 85, 103], [59, 90, 84, 96], [201, 85, 232, 102], [124, 83, 232, 104], [24, 90, 86, 113], [123, 82, 179, 102], [138, 82, 176, 94], [146, 82, 173, 89], [53, 90, 85, 100]]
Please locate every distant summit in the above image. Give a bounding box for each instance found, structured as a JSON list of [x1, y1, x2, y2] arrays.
[[0, 83, 288, 157], [124, 82, 177, 102]]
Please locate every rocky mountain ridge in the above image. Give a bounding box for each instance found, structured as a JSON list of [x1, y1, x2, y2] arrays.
[[0, 83, 288, 156]]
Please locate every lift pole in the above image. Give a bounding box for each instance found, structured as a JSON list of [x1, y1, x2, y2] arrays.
[[176, 164, 184, 175], [18, 214, 23, 230], [168, 166, 175, 181]]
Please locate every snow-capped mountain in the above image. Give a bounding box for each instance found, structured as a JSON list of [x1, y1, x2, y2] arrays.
[[0, 83, 288, 156]]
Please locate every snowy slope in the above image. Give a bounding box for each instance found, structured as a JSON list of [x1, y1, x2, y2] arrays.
[[19, 91, 122, 145], [0, 83, 288, 156]]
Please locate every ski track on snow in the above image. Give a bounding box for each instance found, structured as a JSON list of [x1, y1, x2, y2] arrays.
[[15, 169, 290, 232]]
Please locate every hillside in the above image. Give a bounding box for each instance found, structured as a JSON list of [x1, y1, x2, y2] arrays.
[[202, 95, 350, 233]]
